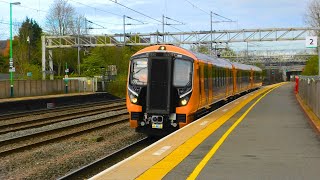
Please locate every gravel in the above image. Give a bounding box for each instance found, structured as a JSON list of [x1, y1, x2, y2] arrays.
[[0, 102, 125, 126], [0, 121, 147, 179], [0, 109, 128, 142]]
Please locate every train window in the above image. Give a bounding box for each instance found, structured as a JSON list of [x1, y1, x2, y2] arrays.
[[213, 66, 216, 88], [222, 69, 224, 86], [221, 69, 224, 87], [214, 67, 216, 88], [217, 68, 220, 87], [211, 66, 214, 89], [204, 63, 208, 91], [223, 69, 226, 86], [173, 59, 193, 87], [219, 68, 222, 87], [230, 70, 233, 84], [130, 58, 148, 86]]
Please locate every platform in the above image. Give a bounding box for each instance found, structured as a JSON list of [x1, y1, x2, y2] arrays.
[[91, 83, 320, 180], [0, 92, 119, 114]]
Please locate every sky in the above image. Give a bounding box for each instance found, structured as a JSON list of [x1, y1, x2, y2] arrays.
[[0, 0, 313, 51]]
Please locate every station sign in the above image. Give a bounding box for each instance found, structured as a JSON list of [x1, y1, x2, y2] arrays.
[[306, 36, 317, 48], [65, 68, 69, 73], [9, 67, 15, 72]]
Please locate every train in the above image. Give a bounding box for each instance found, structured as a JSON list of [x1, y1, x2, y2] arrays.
[[126, 45, 262, 136]]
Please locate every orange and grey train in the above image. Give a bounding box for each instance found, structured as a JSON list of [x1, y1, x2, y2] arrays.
[[127, 45, 262, 136]]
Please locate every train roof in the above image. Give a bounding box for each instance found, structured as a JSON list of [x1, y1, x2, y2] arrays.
[[247, 65, 262, 72], [132, 45, 261, 71], [231, 62, 252, 71], [192, 52, 233, 69]]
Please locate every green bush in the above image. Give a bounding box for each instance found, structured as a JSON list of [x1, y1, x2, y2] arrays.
[[106, 74, 128, 98], [302, 55, 319, 75]]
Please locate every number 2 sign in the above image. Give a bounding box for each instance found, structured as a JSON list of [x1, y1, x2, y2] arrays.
[[306, 36, 317, 48]]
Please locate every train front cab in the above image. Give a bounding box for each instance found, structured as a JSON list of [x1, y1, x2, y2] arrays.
[[127, 46, 198, 136]]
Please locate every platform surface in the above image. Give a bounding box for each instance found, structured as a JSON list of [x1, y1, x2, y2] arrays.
[[92, 83, 320, 180]]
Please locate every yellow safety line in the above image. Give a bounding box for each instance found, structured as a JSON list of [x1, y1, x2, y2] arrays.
[[187, 84, 283, 179], [136, 83, 284, 180]]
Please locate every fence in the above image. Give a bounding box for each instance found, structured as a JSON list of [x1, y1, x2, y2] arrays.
[[298, 76, 320, 119], [0, 78, 97, 99]]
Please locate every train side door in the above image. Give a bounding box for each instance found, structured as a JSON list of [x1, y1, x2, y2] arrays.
[[204, 63, 209, 106], [208, 64, 213, 104], [250, 70, 254, 88], [198, 63, 203, 107]]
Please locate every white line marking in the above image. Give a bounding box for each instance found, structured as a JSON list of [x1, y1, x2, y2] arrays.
[[222, 109, 228, 112], [152, 146, 171, 156], [200, 121, 209, 126]]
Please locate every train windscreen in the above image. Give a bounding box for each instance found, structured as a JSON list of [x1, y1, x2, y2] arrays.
[[130, 58, 148, 86], [173, 59, 192, 87]]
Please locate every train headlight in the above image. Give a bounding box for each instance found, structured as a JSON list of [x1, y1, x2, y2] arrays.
[[180, 96, 190, 106], [181, 99, 188, 106], [129, 93, 138, 104]]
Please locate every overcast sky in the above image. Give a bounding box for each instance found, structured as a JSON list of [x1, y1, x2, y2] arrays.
[[0, 0, 313, 51]]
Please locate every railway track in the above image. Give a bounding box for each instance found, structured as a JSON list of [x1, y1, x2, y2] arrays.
[[0, 99, 125, 121], [58, 137, 157, 180], [0, 108, 129, 156], [0, 102, 126, 135]]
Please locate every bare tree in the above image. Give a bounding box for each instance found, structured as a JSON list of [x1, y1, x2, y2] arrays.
[[46, 0, 89, 35], [46, 0, 76, 35], [45, 0, 90, 76], [70, 15, 89, 35], [305, 0, 320, 33]]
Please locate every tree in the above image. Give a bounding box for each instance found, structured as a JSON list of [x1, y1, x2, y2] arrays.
[[302, 55, 319, 75], [305, 0, 320, 31], [18, 17, 42, 64], [220, 47, 237, 57], [46, 0, 87, 36], [190, 45, 210, 55], [0, 54, 6, 72], [46, 0, 76, 35], [45, 0, 89, 76]]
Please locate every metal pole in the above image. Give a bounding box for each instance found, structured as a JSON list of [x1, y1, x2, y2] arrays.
[[210, 11, 213, 56], [77, 44, 80, 75], [41, 36, 46, 80], [8, 2, 20, 97], [123, 15, 126, 45], [48, 39, 53, 80], [65, 63, 68, 93], [26, 35, 30, 63], [162, 15, 165, 42], [318, 37, 320, 76], [85, 18, 88, 35], [247, 41, 249, 59], [77, 16, 81, 75], [9, 3, 14, 97]]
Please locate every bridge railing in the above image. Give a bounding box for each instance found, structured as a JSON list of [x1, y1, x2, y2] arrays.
[[298, 76, 320, 119]]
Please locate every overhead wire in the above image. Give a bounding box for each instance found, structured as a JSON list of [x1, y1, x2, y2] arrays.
[[164, 16, 185, 25], [108, 0, 185, 32], [69, 0, 123, 17], [183, 0, 234, 22], [184, 0, 209, 15]]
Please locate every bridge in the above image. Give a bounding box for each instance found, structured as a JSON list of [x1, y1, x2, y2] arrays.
[[41, 27, 319, 80]]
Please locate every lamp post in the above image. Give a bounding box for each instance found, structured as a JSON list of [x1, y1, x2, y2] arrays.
[[9, 2, 21, 97], [27, 36, 30, 63]]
